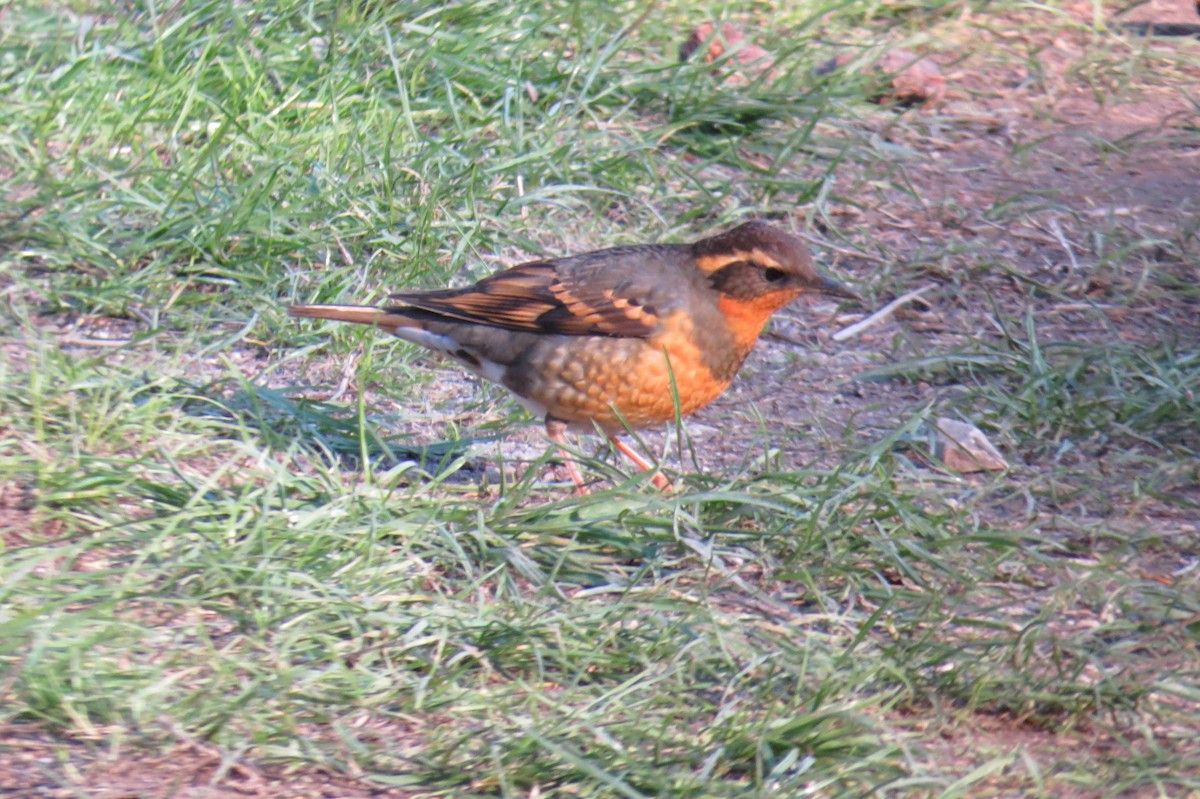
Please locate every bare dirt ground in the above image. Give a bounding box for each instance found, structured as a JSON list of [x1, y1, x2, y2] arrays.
[[0, 723, 388, 799], [706, 1, 1200, 486], [3, 2, 1198, 797]]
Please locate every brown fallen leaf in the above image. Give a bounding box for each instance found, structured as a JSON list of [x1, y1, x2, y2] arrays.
[[680, 22, 776, 85], [931, 417, 1009, 473], [816, 48, 945, 106]]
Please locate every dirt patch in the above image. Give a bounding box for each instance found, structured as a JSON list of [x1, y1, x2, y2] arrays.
[[1116, 0, 1200, 25], [904, 709, 1177, 799], [698, 5, 1200, 484], [0, 477, 63, 549], [0, 725, 400, 798]]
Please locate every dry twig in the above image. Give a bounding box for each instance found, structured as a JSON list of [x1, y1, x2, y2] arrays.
[[832, 283, 937, 341]]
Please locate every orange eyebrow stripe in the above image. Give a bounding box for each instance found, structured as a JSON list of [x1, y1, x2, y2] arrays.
[[694, 252, 744, 274], [749, 249, 781, 269], [694, 248, 780, 274]]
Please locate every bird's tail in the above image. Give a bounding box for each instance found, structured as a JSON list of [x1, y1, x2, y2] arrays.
[[287, 304, 415, 335]]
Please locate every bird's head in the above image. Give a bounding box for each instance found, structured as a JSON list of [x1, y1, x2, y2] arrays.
[[693, 221, 859, 306]]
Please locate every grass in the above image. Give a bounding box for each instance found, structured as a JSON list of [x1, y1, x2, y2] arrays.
[[3, 0, 1200, 796]]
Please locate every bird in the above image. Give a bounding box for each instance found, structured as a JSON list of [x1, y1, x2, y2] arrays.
[[288, 221, 857, 491]]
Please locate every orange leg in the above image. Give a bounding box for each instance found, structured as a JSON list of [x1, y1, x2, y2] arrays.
[[607, 435, 671, 491], [545, 417, 589, 494]]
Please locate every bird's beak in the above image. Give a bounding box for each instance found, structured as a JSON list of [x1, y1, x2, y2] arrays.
[[813, 274, 861, 302]]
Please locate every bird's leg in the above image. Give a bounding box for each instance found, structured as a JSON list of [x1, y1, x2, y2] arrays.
[[545, 416, 588, 494], [607, 434, 671, 490]]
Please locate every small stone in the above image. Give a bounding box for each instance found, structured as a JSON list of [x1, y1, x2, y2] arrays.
[[877, 49, 945, 105], [307, 36, 329, 60]]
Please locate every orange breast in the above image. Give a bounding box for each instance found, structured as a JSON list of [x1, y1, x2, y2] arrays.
[[513, 309, 736, 431]]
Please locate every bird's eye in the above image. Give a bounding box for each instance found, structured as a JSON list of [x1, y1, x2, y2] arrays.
[[763, 267, 787, 283]]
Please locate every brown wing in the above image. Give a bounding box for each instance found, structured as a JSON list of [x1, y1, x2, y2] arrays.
[[387, 260, 664, 338]]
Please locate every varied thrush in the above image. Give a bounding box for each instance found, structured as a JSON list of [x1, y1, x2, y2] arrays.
[[289, 221, 857, 490]]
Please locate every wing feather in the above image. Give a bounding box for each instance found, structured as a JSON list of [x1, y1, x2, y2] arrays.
[[387, 261, 663, 338]]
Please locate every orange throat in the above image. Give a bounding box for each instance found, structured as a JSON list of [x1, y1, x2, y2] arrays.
[[718, 291, 800, 354]]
